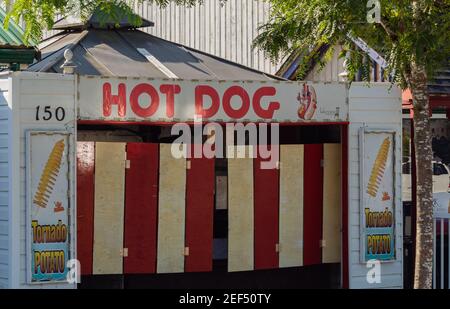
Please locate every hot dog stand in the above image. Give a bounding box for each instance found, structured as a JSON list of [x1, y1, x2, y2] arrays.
[[0, 9, 403, 289]]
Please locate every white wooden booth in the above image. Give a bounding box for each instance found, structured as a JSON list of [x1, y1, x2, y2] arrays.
[[0, 71, 402, 288]]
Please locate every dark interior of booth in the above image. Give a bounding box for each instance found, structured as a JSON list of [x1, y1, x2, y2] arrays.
[[76, 123, 343, 289]]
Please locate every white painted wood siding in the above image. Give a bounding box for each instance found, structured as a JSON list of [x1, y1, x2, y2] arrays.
[[347, 83, 403, 288], [304, 44, 385, 83], [305, 45, 346, 82], [0, 77, 10, 289], [7, 72, 76, 288]]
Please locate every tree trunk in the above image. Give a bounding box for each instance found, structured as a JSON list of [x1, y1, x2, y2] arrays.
[[410, 63, 434, 289]]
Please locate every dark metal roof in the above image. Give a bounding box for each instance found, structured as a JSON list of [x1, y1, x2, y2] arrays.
[[28, 28, 280, 80], [429, 66, 450, 96], [52, 4, 154, 30]]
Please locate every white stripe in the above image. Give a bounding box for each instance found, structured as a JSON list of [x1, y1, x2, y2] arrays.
[[279, 145, 304, 268], [137, 48, 179, 79], [93, 142, 126, 275], [157, 143, 186, 273], [228, 146, 254, 272]]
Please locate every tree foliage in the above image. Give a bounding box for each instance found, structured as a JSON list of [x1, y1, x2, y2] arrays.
[[253, 0, 450, 87], [3, 0, 204, 43]]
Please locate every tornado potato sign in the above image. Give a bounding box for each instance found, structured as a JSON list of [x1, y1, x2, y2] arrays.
[[27, 131, 71, 283]]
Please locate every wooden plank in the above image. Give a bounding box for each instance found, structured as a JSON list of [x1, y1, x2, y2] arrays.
[[303, 144, 323, 265], [228, 146, 254, 272], [124, 143, 159, 274], [185, 149, 215, 272], [254, 152, 279, 270], [76, 142, 95, 275], [279, 145, 304, 267], [93, 142, 126, 275], [322, 143, 342, 263], [157, 143, 186, 273], [19, 79, 74, 95]]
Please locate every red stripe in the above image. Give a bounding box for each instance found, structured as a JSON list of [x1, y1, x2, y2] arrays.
[[254, 154, 279, 269], [76, 142, 95, 275], [303, 144, 323, 265], [185, 148, 215, 272], [341, 125, 349, 288], [124, 143, 159, 274]]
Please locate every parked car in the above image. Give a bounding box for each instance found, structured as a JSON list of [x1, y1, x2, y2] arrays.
[[402, 160, 450, 202]]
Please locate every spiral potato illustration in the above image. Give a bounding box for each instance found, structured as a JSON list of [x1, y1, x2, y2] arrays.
[[33, 139, 65, 208], [366, 137, 390, 198]]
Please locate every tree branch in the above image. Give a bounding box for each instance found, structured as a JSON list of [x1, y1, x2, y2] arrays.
[[379, 20, 398, 41]]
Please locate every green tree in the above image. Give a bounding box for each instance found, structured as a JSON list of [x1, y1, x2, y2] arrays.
[[254, 0, 449, 289]]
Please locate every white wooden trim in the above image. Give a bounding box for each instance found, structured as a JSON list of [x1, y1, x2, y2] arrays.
[[8, 74, 20, 288]]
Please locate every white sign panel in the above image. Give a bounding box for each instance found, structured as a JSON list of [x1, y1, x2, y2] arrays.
[[26, 131, 71, 283], [78, 77, 348, 123], [360, 129, 396, 262]]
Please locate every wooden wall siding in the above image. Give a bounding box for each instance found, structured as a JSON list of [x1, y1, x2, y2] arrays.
[[304, 44, 385, 83], [137, 0, 280, 75], [157, 143, 187, 273], [185, 150, 215, 272], [228, 146, 254, 272], [254, 152, 279, 270], [322, 143, 342, 263], [93, 142, 126, 275], [0, 79, 9, 288], [279, 145, 304, 267], [124, 143, 159, 274], [8, 73, 77, 288], [76, 142, 95, 275], [348, 84, 403, 288], [305, 45, 345, 82], [303, 144, 323, 265]]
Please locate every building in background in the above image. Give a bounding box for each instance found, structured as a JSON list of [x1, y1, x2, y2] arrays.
[[132, 0, 279, 74], [0, 7, 39, 71]]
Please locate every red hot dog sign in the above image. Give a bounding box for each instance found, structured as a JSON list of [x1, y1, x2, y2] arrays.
[[78, 77, 348, 123]]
